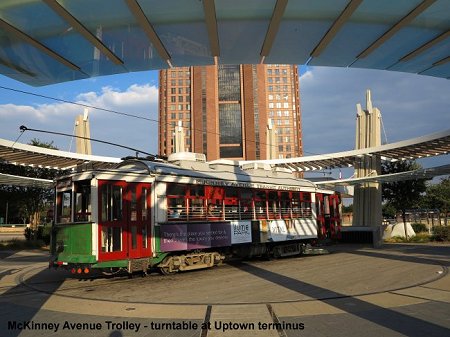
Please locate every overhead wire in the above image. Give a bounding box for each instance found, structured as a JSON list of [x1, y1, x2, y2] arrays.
[[0, 84, 337, 157]]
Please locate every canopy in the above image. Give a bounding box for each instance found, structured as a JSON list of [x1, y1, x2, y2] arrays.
[[0, 0, 449, 86]]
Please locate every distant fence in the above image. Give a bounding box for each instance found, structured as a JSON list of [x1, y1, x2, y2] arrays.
[[397, 209, 447, 227], [0, 224, 28, 228]]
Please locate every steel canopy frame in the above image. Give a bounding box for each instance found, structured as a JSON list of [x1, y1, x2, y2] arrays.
[[240, 128, 450, 172], [0, 0, 448, 86]]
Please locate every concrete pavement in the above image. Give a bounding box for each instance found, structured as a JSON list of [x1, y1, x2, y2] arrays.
[[0, 243, 449, 337]]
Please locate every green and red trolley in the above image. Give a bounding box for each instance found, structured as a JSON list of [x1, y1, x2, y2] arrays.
[[51, 152, 341, 276]]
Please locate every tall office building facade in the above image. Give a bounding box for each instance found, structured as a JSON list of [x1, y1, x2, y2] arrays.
[[158, 64, 302, 161]]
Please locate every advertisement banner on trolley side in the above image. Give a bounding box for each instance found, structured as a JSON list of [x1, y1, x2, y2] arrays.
[[160, 222, 231, 252]]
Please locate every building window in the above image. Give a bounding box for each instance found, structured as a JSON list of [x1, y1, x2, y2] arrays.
[[219, 103, 242, 145], [218, 65, 241, 101], [220, 146, 243, 158]]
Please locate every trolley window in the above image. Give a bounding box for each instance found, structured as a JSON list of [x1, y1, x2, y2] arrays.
[[167, 183, 187, 221], [239, 189, 253, 220], [291, 192, 301, 218], [57, 191, 72, 223], [101, 185, 123, 222], [101, 227, 122, 252], [224, 187, 239, 220], [142, 187, 149, 248], [188, 185, 205, 220], [280, 192, 291, 219], [268, 191, 279, 219], [74, 180, 91, 222], [254, 190, 267, 219], [301, 192, 312, 218]]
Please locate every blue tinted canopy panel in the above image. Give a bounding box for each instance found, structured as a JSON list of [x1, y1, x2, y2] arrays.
[[0, 0, 448, 86]]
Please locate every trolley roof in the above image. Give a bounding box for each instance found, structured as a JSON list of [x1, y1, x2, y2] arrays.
[[114, 157, 318, 191]]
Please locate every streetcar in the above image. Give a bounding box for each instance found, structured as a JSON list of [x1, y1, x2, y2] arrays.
[[50, 152, 341, 275]]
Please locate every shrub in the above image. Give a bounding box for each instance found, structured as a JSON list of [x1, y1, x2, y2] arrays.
[[41, 226, 51, 245], [411, 223, 427, 233], [408, 233, 430, 243], [431, 226, 449, 242], [24, 226, 50, 245], [385, 236, 407, 243], [0, 239, 46, 250]]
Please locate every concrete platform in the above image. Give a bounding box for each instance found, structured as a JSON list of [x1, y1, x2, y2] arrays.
[[0, 243, 449, 336]]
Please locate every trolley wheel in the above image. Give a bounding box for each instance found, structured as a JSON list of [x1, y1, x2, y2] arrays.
[[159, 256, 177, 275], [159, 267, 176, 275]]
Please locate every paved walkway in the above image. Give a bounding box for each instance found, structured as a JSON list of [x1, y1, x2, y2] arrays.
[[0, 243, 449, 337]]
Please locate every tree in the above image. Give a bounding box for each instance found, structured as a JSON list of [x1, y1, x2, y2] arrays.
[[0, 139, 62, 230], [342, 204, 353, 213], [421, 177, 450, 226], [381, 160, 427, 238], [382, 203, 396, 219]]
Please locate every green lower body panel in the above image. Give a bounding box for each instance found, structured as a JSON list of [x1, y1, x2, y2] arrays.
[[53, 222, 94, 264]]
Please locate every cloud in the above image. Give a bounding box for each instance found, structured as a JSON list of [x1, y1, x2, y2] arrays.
[[0, 83, 159, 157], [299, 66, 450, 158]]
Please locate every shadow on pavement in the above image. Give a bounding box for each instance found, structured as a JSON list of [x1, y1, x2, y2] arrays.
[[231, 261, 450, 337], [347, 247, 450, 267], [0, 266, 65, 337]]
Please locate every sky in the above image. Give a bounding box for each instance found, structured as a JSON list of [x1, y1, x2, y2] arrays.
[[0, 66, 449, 179]]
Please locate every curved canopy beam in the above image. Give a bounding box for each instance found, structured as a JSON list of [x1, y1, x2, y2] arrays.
[[0, 0, 448, 86]]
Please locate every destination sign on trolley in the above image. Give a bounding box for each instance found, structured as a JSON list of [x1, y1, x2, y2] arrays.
[[192, 178, 307, 191]]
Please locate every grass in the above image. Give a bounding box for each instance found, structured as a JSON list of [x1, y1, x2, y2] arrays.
[[384, 232, 447, 244]]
